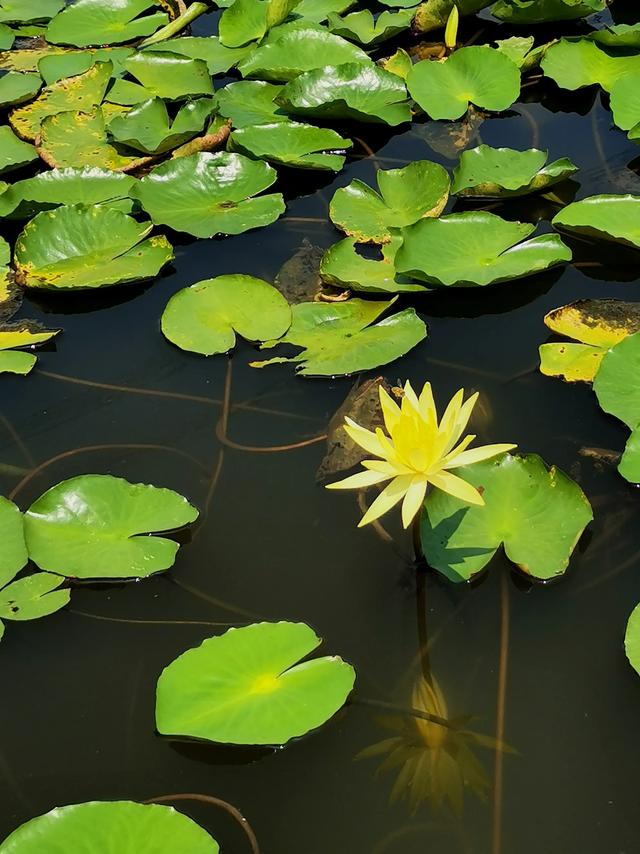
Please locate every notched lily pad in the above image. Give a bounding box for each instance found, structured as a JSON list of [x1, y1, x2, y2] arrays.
[[229, 121, 352, 171], [327, 8, 413, 46], [320, 235, 427, 294], [552, 195, 640, 249], [46, 0, 169, 48], [121, 52, 214, 101], [107, 97, 215, 155], [541, 38, 640, 94], [219, 0, 302, 48]]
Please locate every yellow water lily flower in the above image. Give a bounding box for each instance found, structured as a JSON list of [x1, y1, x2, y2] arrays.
[[327, 380, 516, 529]]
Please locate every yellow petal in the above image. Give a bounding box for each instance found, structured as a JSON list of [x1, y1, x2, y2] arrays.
[[401, 476, 428, 528], [418, 380, 437, 425], [326, 468, 393, 490], [402, 380, 422, 416], [363, 459, 412, 476], [358, 474, 414, 527], [344, 417, 387, 457], [444, 443, 516, 470], [428, 470, 485, 505], [379, 385, 401, 433]]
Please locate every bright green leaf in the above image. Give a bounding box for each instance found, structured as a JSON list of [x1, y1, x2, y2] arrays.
[[0, 72, 41, 108], [320, 235, 427, 294], [108, 97, 215, 154], [219, 0, 302, 47], [230, 120, 351, 170], [0, 126, 37, 175], [452, 145, 578, 198], [0, 0, 63, 24], [0, 573, 69, 623], [553, 194, 640, 249], [46, 0, 168, 48], [0, 496, 27, 588], [216, 80, 287, 128], [143, 36, 251, 75], [327, 9, 413, 47], [122, 52, 213, 100], [0, 350, 37, 375], [541, 38, 640, 94]]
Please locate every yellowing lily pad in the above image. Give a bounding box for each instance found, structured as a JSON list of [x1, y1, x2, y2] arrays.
[[229, 120, 352, 171], [552, 195, 640, 249], [452, 145, 578, 198], [156, 621, 356, 745], [46, 0, 168, 48]]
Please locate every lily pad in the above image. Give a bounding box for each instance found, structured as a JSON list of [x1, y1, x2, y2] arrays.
[[490, 0, 605, 23], [330, 161, 450, 244], [122, 52, 213, 100], [162, 274, 292, 355], [277, 61, 412, 126], [541, 38, 640, 94], [0, 71, 41, 108], [9, 60, 112, 141], [327, 9, 413, 46], [588, 23, 640, 50], [37, 47, 134, 84], [108, 97, 215, 155], [156, 621, 356, 745], [294, 0, 356, 22], [0, 801, 219, 853], [217, 81, 288, 128], [14, 205, 173, 291], [132, 151, 285, 238], [552, 195, 640, 249], [407, 47, 521, 121], [320, 235, 426, 294], [396, 212, 571, 287], [219, 0, 302, 48], [46, 0, 168, 48], [452, 145, 578, 198], [143, 36, 250, 75], [237, 21, 370, 81], [253, 298, 427, 377], [0, 497, 27, 587], [0, 350, 37, 375], [0, 322, 60, 375], [230, 121, 352, 170], [0, 126, 37, 175], [24, 474, 198, 579], [609, 74, 640, 139], [625, 602, 640, 677], [0, 0, 64, 24], [420, 453, 593, 583], [0, 572, 70, 642]]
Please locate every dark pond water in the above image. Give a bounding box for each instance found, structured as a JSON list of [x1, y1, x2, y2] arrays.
[[2, 5, 640, 853]]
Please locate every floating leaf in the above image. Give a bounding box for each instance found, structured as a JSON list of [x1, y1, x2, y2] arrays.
[[0, 71, 41, 108], [490, 0, 605, 23], [420, 453, 593, 583], [216, 80, 288, 128], [108, 97, 215, 155], [0, 801, 219, 853], [162, 274, 292, 356], [396, 212, 571, 287], [46, 0, 168, 48], [24, 474, 198, 579], [277, 61, 411, 126], [0, 350, 38, 375], [0, 496, 27, 588], [0, 573, 69, 630], [494, 35, 535, 68], [0, 0, 64, 24], [0, 126, 37, 175], [253, 298, 427, 376], [238, 21, 370, 81], [320, 235, 426, 294], [407, 47, 521, 121], [9, 60, 112, 141], [609, 74, 640, 139], [552, 195, 640, 249], [133, 151, 285, 238], [0, 322, 60, 376], [452, 145, 578, 198], [328, 9, 413, 46], [541, 38, 640, 94], [143, 36, 250, 75], [36, 47, 134, 84], [230, 121, 351, 170], [294, 0, 356, 22], [219, 0, 302, 48], [330, 161, 450, 244], [625, 602, 640, 677], [156, 621, 356, 745], [14, 205, 173, 291], [0, 24, 12, 50], [122, 52, 213, 100], [588, 23, 640, 50]]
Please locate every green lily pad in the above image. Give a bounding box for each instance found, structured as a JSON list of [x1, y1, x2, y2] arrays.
[[108, 97, 215, 154], [396, 212, 571, 287], [46, 0, 168, 48], [9, 60, 112, 141], [490, 0, 605, 23], [133, 151, 285, 238], [37, 47, 134, 84], [420, 453, 593, 583], [229, 121, 351, 170], [327, 9, 413, 46], [14, 205, 174, 291], [24, 474, 198, 579], [609, 74, 640, 139], [294, 0, 356, 22], [494, 35, 535, 68], [330, 161, 450, 244], [0, 23, 12, 49], [320, 235, 427, 294], [625, 601, 640, 677], [0, 126, 37, 175], [0, 71, 41, 108], [0, 0, 63, 24], [380, 47, 413, 80], [451, 145, 578, 198], [219, 0, 302, 48], [619, 426, 640, 484], [0, 573, 69, 636], [0, 322, 61, 377], [541, 38, 640, 94], [0, 496, 27, 588], [277, 61, 411, 126], [552, 195, 640, 249], [0, 801, 219, 853], [162, 274, 292, 355], [156, 621, 356, 745], [588, 23, 640, 50], [143, 36, 251, 75], [237, 21, 370, 82], [217, 80, 288, 128], [253, 298, 427, 377], [122, 52, 213, 100], [0, 350, 37, 375]]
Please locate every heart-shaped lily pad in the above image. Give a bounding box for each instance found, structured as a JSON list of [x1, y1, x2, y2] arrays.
[[108, 97, 215, 155], [452, 145, 578, 198], [277, 61, 411, 126], [420, 453, 593, 582], [396, 212, 571, 287], [37, 46, 134, 84], [552, 195, 640, 249], [46, 0, 168, 48], [0, 126, 37, 175], [0, 572, 70, 642], [229, 121, 352, 170], [156, 621, 356, 745], [162, 274, 292, 355], [0, 496, 27, 587], [133, 151, 285, 238], [253, 297, 427, 376], [14, 205, 174, 291], [121, 52, 214, 101], [0, 801, 219, 853], [24, 474, 199, 579], [541, 38, 640, 94], [328, 8, 413, 46], [407, 47, 521, 121], [330, 160, 450, 244], [219, 0, 302, 47], [320, 235, 426, 294]]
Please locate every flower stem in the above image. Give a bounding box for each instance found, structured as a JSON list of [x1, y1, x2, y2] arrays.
[[139, 2, 209, 47]]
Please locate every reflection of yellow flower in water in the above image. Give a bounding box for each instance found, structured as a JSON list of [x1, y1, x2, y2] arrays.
[[358, 677, 501, 815], [326, 381, 516, 528]]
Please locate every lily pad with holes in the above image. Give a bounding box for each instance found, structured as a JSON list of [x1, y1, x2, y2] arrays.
[[407, 47, 521, 121], [253, 298, 427, 376], [229, 121, 351, 170], [219, 0, 302, 48], [490, 0, 605, 23], [0, 497, 27, 588], [420, 453, 593, 583], [451, 145, 578, 198], [330, 161, 450, 244], [396, 212, 571, 287], [0, 71, 41, 108], [14, 205, 173, 291], [108, 97, 215, 155], [320, 235, 426, 294], [133, 151, 285, 238], [327, 9, 413, 46], [156, 621, 356, 745], [46, 0, 168, 48], [541, 38, 640, 94], [9, 60, 112, 141], [162, 274, 292, 355], [277, 61, 411, 126], [0, 126, 37, 175], [122, 52, 213, 101], [143, 36, 251, 75], [217, 81, 288, 128], [0, 801, 219, 853], [552, 195, 640, 249], [237, 21, 370, 82], [0, 0, 64, 24], [24, 474, 198, 579]]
